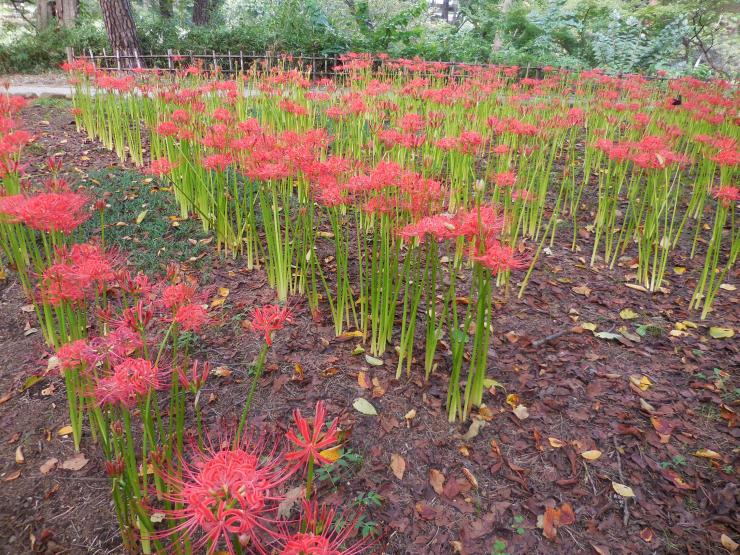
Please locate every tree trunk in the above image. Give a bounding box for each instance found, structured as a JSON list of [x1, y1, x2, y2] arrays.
[[159, 0, 172, 18], [55, 0, 78, 28], [99, 0, 143, 67], [36, 0, 52, 29], [192, 0, 211, 25]]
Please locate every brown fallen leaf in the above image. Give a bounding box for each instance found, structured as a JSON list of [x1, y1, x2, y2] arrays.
[[0, 392, 12, 405], [429, 469, 445, 495], [276, 486, 305, 519], [580, 449, 602, 461], [3, 470, 21, 481], [720, 534, 738, 553], [572, 284, 591, 297], [390, 453, 406, 480], [462, 467, 478, 489], [357, 371, 370, 389], [612, 481, 635, 497], [40, 458, 58, 474], [591, 544, 611, 555], [512, 404, 529, 420], [548, 437, 566, 448], [61, 453, 88, 471], [462, 418, 486, 441], [639, 528, 654, 543], [542, 507, 558, 540], [693, 448, 721, 460]]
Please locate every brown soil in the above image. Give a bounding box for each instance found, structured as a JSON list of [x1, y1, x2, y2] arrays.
[[0, 101, 737, 555]]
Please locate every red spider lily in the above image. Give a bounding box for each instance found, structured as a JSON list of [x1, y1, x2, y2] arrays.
[[7, 191, 90, 234], [493, 171, 517, 188], [155, 433, 292, 555], [712, 186, 739, 207], [202, 153, 232, 172], [285, 401, 340, 469], [162, 283, 197, 310], [453, 205, 504, 239], [155, 121, 179, 137], [56, 339, 90, 372], [248, 304, 294, 346], [93, 357, 162, 407], [473, 240, 526, 275], [398, 214, 457, 242], [277, 501, 371, 555], [147, 157, 179, 176], [173, 303, 209, 332], [177, 360, 210, 392], [39, 244, 117, 305], [87, 324, 144, 366], [711, 149, 740, 167]]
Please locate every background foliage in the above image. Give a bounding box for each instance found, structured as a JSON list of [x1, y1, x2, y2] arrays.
[[0, 0, 737, 76]]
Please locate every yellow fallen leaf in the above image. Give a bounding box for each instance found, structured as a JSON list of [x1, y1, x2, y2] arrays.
[[673, 266, 686, 275], [218, 287, 230, 298], [357, 371, 370, 389], [404, 409, 417, 421], [619, 308, 639, 320], [581, 449, 602, 460], [15, 446, 24, 464], [210, 296, 226, 308], [719, 283, 736, 291], [720, 533, 738, 552], [57, 425, 74, 436], [581, 322, 597, 331], [462, 467, 478, 489], [709, 327, 734, 339], [506, 393, 520, 408], [629, 375, 652, 391], [612, 481, 635, 497], [213, 366, 232, 377], [692, 449, 721, 460], [318, 445, 342, 463], [548, 437, 566, 448], [625, 283, 648, 292]]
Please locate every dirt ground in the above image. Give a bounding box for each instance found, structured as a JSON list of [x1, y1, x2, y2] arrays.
[[0, 101, 737, 555]]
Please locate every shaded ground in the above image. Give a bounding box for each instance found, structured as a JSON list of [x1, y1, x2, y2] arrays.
[[0, 100, 737, 555]]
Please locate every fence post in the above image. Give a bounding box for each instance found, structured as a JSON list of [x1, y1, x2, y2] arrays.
[[115, 49, 121, 71], [167, 48, 174, 72], [239, 51, 244, 73], [524, 63, 530, 79], [65, 47, 74, 64]]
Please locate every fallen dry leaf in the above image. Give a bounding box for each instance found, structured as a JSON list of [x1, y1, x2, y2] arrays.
[[3, 470, 21, 481], [15, 446, 24, 464], [429, 469, 445, 495], [612, 481, 635, 498], [40, 458, 58, 474], [61, 453, 88, 471], [512, 404, 529, 420], [462, 467, 478, 489], [573, 284, 591, 297], [57, 425, 73, 437], [692, 448, 721, 460], [720, 534, 738, 552], [462, 418, 486, 441], [276, 486, 305, 519], [548, 437, 566, 448], [390, 453, 406, 480], [580, 449, 602, 460]]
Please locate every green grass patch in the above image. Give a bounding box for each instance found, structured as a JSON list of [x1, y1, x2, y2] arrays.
[[80, 169, 215, 279]]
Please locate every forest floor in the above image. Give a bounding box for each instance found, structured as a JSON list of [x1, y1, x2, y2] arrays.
[[0, 99, 737, 555]]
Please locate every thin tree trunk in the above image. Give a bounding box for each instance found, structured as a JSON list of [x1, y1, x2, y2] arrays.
[[36, 0, 52, 29], [55, 0, 78, 28], [159, 0, 172, 18], [99, 0, 143, 67], [192, 0, 211, 25]]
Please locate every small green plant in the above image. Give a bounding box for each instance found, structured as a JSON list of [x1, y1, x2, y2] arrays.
[[315, 448, 363, 489], [660, 454, 688, 469], [491, 539, 509, 555], [511, 514, 526, 535]]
